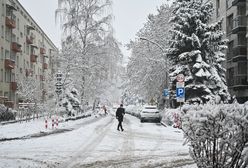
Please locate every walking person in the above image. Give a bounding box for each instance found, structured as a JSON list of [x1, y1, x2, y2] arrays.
[[116, 104, 125, 131], [102, 105, 107, 115]]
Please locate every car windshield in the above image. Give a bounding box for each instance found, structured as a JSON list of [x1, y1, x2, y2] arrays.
[[144, 106, 157, 109]]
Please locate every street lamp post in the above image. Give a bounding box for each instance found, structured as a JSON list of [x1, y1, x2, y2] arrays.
[[139, 37, 170, 108]]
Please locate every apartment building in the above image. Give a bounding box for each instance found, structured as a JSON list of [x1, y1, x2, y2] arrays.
[[211, 0, 247, 103], [0, 0, 58, 108]]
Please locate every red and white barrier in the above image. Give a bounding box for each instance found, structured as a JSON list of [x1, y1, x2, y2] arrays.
[[56, 118, 58, 127], [45, 119, 48, 129], [52, 119, 54, 129]]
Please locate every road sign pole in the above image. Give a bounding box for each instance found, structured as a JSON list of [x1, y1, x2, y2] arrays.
[[176, 74, 185, 105], [55, 72, 63, 117]]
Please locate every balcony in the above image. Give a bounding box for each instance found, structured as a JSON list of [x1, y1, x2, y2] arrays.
[[30, 54, 37, 63], [43, 63, 48, 69], [229, 75, 248, 90], [5, 17, 16, 29], [40, 75, 45, 81], [10, 82, 17, 91], [26, 36, 34, 44], [232, 0, 246, 6], [25, 69, 33, 77], [40, 48, 46, 54], [232, 16, 246, 34], [232, 46, 247, 62], [4, 59, 15, 69], [11, 42, 22, 52], [4, 101, 14, 108]]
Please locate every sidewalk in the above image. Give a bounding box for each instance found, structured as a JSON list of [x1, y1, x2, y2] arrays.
[[0, 111, 104, 142]]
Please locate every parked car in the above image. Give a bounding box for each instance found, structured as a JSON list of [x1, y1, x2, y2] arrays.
[[140, 105, 161, 123]]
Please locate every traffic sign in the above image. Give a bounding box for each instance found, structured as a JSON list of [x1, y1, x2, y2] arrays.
[[56, 72, 62, 81], [163, 89, 169, 97], [176, 81, 185, 102], [176, 74, 185, 82], [55, 72, 63, 95], [176, 87, 185, 102], [176, 88, 185, 97], [176, 82, 184, 88]]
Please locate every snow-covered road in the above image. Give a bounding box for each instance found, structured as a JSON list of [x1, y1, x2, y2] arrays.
[[0, 114, 195, 168]]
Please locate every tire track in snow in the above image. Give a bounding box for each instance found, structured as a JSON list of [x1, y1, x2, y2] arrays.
[[120, 116, 135, 166], [58, 116, 114, 168], [78, 153, 194, 168], [142, 125, 166, 167]]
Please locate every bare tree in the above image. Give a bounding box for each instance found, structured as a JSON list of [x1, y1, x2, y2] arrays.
[[56, 0, 122, 109]]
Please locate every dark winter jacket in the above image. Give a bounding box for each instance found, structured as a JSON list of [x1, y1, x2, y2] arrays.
[[116, 107, 125, 121]]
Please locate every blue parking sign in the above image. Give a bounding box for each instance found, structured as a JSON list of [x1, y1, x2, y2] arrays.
[[176, 88, 185, 97], [163, 89, 169, 97]]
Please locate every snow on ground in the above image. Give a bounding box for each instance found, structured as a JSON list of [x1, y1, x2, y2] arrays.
[[0, 108, 196, 168], [0, 111, 94, 139]]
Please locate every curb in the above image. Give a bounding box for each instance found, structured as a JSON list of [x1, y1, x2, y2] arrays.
[[160, 121, 167, 127]]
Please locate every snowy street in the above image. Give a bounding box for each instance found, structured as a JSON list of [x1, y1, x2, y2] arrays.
[[0, 113, 195, 168]]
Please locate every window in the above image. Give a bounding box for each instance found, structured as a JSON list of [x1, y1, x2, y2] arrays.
[[17, 18, 19, 30], [2, 4, 4, 16], [1, 25, 4, 38], [227, 68, 234, 86], [5, 28, 11, 41], [238, 62, 247, 74], [238, 34, 247, 46], [216, 0, 220, 17], [11, 72, 15, 82], [227, 41, 234, 60], [5, 71, 10, 83], [10, 52, 16, 61], [238, 5, 246, 15], [0, 69, 3, 82], [16, 56, 19, 68], [5, 50, 10, 59], [226, 14, 233, 34], [4, 92, 9, 99], [26, 44, 29, 55], [0, 47, 3, 60], [24, 25, 26, 36]]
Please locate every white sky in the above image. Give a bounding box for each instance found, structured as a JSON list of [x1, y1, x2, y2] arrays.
[[18, 0, 165, 57]]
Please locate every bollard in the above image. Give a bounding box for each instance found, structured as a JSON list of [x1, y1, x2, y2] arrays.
[[52, 119, 54, 129], [45, 119, 48, 129], [56, 118, 58, 127]]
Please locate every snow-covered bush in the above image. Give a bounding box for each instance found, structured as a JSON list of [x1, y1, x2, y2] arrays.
[[125, 105, 142, 118], [0, 104, 15, 122], [60, 88, 81, 116], [182, 103, 248, 168], [161, 108, 181, 126]]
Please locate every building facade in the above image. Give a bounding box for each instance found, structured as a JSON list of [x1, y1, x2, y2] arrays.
[[0, 0, 58, 108], [211, 0, 247, 103]]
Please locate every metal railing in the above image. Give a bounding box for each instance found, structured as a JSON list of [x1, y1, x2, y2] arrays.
[[233, 15, 246, 29]]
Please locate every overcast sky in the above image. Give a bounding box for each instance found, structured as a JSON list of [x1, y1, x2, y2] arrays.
[[18, 0, 165, 57]]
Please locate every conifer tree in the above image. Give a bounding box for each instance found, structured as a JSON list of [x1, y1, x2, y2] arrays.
[[168, 0, 230, 104]]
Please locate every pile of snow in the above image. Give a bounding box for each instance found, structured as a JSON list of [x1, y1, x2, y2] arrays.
[[125, 105, 143, 118]]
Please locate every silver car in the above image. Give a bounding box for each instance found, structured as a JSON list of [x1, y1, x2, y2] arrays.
[[140, 106, 161, 123]]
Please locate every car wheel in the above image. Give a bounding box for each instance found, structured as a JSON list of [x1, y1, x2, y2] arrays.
[[140, 119, 144, 123]]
